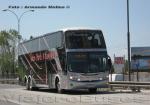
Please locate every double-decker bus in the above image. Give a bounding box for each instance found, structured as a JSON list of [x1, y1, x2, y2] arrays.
[[18, 28, 111, 93]]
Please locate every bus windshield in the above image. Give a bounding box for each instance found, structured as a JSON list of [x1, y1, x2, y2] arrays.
[[67, 52, 108, 73], [65, 30, 106, 49]]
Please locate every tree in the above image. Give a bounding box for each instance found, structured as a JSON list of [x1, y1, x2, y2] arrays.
[[0, 29, 19, 78]]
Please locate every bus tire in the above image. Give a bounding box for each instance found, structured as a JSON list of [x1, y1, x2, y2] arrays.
[[31, 87, 39, 91], [28, 78, 38, 91], [26, 79, 30, 90], [88, 88, 97, 93], [55, 78, 63, 93], [28, 78, 32, 90], [27, 78, 33, 90]]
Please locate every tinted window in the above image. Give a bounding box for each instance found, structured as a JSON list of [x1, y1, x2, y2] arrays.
[[65, 30, 106, 49]]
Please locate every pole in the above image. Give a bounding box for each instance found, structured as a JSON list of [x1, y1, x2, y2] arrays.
[[2, 9, 34, 39], [18, 20, 20, 37], [136, 59, 139, 82], [127, 0, 131, 81], [2, 9, 34, 76], [123, 55, 125, 81]]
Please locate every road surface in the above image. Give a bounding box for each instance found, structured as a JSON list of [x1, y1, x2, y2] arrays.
[[0, 84, 150, 105]]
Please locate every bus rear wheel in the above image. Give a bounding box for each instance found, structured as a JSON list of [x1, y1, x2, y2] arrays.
[[88, 88, 97, 93], [26, 79, 30, 90], [26, 78, 38, 91]]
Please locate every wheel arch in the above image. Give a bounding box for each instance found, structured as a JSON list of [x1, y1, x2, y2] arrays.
[[24, 75, 28, 83]]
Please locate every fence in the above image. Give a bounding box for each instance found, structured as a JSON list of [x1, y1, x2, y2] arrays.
[[0, 74, 19, 84]]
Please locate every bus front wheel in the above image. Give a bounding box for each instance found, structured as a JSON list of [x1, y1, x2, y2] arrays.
[[55, 78, 63, 93]]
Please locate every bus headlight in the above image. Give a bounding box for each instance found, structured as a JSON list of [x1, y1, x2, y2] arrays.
[[69, 76, 73, 80], [77, 78, 81, 81], [69, 76, 80, 81], [99, 78, 103, 80]]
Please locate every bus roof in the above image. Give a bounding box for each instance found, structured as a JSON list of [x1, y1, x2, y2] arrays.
[[60, 27, 102, 32], [20, 27, 102, 44]]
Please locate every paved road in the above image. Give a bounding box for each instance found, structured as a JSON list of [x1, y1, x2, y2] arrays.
[[0, 100, 19, 105], [0, 84, 150, 105]]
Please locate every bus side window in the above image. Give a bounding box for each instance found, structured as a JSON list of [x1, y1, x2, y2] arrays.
[[51, 59, 58, 73], [60, 56, 65, 70]]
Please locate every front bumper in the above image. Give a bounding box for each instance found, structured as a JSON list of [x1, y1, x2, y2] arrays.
[[68, 79, 108, 89]]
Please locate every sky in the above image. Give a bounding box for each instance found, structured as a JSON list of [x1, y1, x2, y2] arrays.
[[0, 0, 150, 60]]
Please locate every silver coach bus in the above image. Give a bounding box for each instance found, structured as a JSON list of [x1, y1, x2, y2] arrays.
[[18, 28, 111, 93]]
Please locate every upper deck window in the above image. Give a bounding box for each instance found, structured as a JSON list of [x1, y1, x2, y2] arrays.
[[65, 30, 106, 49]]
